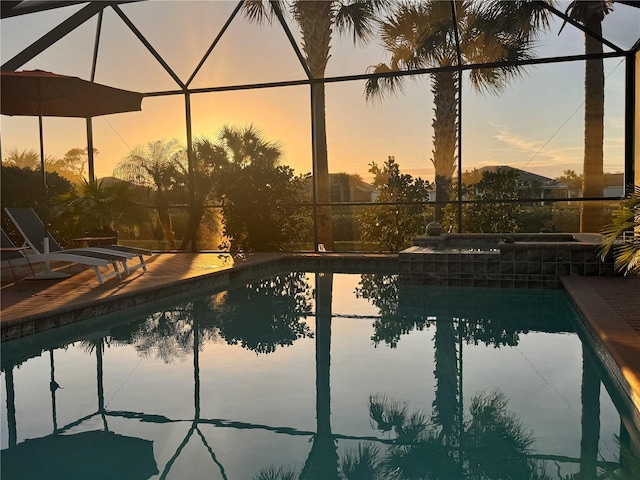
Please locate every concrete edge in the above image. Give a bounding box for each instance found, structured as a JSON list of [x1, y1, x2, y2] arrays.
[[560, 276, 640, 431], [1, 253, 398, 341]]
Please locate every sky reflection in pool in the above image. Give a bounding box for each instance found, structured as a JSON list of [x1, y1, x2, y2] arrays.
[[1, 272, 638, 480]]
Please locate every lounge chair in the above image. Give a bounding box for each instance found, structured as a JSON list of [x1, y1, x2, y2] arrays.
[[4, 208, 127, 284], [5, 207, 150, 275], [4, 207, 152, 275], [2, 226, 121, 284], [1, 228, 38, 286], [73, 242, 150, 274]]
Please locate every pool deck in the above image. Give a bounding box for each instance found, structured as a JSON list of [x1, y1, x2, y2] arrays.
[[1, 252, 639, 426]]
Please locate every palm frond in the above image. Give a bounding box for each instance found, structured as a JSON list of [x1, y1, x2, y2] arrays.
[[599, 185, 640, 275], [242, 0, 276, 25], [340, 442, 380, 480], [334, 0, 390, 45], [253, 465, 298, 480], [365, 63, 407, 102]]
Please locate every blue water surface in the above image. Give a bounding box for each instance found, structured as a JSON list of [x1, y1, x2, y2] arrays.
[[1, 272, 638, 480]]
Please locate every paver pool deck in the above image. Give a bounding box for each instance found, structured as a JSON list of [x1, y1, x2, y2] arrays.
[[1, 252, 638, 433]]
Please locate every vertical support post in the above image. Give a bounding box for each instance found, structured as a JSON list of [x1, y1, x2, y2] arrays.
[[87, 10, 103, 183], [86, 119, 95, 182], [5, 365, 17, 448], [450, 0, 463, 233], [193, 313, 200, 420], [625, 52, 636, 191], [38, 112, 50, 261], [185, 91, 197, 251], [310, 83, 319, 252], [49, 350, 58, 433], [96, 341, 107, 430], [457, 69, 463, 233]]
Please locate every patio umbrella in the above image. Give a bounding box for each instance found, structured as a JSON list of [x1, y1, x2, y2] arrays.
[[0, 69, 143, 278]]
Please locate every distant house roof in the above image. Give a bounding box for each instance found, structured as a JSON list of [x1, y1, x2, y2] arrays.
[[477, 166, 560, 186], [604, 172, 624, 187]]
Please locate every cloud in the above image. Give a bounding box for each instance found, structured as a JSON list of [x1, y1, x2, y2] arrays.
[[490, 127, 582, 171]]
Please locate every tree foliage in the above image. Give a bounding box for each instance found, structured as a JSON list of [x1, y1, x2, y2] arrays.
[[0, 165, 75, 243], [217, 161, 310, 251], [556, 169, 583, 197], [2, 148, 40, 170], [115, 138, 186, 249], [52, 178, 150, 237], [443, 168, 551, 233], [599, 184, 640, 276], [366, 0, 551, 221], [359, 156, 431, 251], [175, 136, 227, 250], [243, 1, 390, 250], [367, 390, 541, 480], [47, 147, 95, 184], [208, 272, 313, 354], [212, 125, 310, 252]]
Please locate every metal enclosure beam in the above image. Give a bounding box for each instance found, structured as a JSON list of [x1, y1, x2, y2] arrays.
[[1, 2, 107, 71]]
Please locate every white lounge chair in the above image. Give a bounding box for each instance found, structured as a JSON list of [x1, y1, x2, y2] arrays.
[[4, 208, 127, 284], [5, 207, 150, 275]]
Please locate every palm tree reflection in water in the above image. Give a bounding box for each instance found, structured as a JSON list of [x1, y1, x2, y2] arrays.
[[109, 272, 314, 361], [101, 271, 639, 479], [6, 273, 640, 479]]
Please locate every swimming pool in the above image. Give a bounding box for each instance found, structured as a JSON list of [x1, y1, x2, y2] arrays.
[[1, 271, 638, 480]]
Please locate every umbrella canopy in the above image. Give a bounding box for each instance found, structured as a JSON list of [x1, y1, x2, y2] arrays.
[[0, 69, 143, 118]]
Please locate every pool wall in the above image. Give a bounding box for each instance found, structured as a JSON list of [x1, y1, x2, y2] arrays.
[[400, 233, 616, 288]]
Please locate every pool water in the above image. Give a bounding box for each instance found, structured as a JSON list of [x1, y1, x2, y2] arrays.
[[1, 271, 638, 480]]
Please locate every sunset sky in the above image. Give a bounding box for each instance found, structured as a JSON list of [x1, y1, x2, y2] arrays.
[[1, 1, 638, 183]]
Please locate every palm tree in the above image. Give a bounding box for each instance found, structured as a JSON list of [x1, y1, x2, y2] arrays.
[[599, 184, 640, 275], [176, 137, 225, 251], [561, 1, 613, 233], [175, 125, 282, 250], [217, 123, 282, 167], [114, 138, 185, 249], [300, 272, 339, 480], [55, 178, 150, 237], [368, 390, 540, 479], [2, 148, 41, 170], [210, 124, 311, 251], [366, 0, 551, 222], [243, 0, 389, 250]]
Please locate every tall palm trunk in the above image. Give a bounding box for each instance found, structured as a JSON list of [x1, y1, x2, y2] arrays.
[[179, 203, 203, 251], [579, 346, 601, 478], [312, 82, 334, 249], [433, 318, 459, 447], [156, 189, 176, 249], [581, 12, 606, 232], [300, 273, 339, 479], [298, 1, 334, 249], [432, 71, 458, 222]]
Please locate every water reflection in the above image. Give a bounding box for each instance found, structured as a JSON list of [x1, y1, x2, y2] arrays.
[[2, 272, 639, 480], [106, 271, 313, 360], [211, 272, 313, 354], [368, 390, 542, 479], [357, 274, 576, 349]]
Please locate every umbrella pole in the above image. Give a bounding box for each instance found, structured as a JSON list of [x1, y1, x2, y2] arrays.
[[87, 118, 95, 182], [27, 113, 70, 280], [39, 113, 51, 268]]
